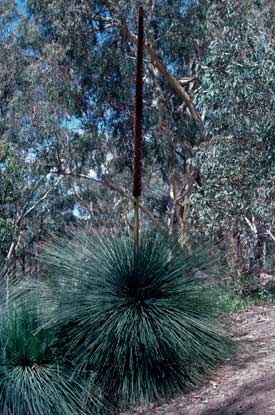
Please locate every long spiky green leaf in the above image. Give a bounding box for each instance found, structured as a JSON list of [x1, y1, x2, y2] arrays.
[[0, 287, 111, 415], [39, 231, 233, 407]]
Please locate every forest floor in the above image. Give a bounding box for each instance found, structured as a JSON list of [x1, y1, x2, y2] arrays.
[[124, 305, 275, 415]]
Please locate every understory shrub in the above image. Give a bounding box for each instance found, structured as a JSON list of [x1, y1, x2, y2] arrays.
[[0, 290, 111, 415], [40, 231, 233, 407]]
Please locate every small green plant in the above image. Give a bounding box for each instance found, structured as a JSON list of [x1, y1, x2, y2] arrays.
[[40, 231, 233, 407], [0, 293, 110, 415], [217, 283, 275, 313]]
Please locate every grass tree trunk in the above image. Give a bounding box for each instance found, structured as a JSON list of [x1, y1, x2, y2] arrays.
[[133, 6, 144, 253]]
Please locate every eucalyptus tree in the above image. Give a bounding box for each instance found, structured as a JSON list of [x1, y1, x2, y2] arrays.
[[19, 0, 207, 237], [0, 1, 82, 267], [2, 0, 273, 279], [0, 142, 22, 261], [190, 0, 275, 279]]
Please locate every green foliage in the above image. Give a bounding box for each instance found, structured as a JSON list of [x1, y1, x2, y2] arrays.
[[0, 2, 87, 266], [0, 292, 110, 415], [40, 231, 233, 406], [191, 0, 275, 234], [1, 0, 272, 274], [199, 0, 274, 140], [0, 143, 22, 260], [0, 143, 21, 201], [188, 0, 275, 277], [13, 0, 205, 236], [217, 286, 275, 313]]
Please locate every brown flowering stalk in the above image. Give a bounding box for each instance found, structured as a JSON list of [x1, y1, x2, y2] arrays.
[[133, 6, 144, 253]]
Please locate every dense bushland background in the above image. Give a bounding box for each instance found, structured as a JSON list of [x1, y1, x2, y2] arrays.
[[0, 1, 274, 413], [0, 0, 274, 292]]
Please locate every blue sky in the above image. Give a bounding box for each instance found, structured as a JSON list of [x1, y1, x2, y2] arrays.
[[16, 0, 26, 14]]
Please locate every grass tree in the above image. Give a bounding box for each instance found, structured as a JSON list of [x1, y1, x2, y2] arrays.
[[34, 6, 233, 409], [39, 232, 232, 407], [0, 283, 111, 415]]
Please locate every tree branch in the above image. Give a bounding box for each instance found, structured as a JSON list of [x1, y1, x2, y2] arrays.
[[16, 178, 62, 225], [146, 0, 157, 29], [126, 29, 205, 137], [54, 170, 165, 230], [267, 229, 275, 242], [145, 42, 204, 136], [6, 178, 62, 261]]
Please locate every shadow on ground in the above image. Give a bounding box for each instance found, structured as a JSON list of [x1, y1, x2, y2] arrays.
[[200, 373, 275, 415], [122, 306, 275, 415]]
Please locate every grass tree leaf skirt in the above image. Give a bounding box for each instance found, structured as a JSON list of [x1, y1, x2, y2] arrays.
[[39, 231, 233, 407]]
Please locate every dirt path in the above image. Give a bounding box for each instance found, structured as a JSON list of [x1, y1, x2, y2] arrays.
[[124, 306, 275, 415]]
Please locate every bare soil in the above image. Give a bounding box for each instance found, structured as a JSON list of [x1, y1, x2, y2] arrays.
[[124, 305, 275, 415]]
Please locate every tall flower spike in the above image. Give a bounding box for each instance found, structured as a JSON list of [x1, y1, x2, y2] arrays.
[[133, 6, 144, 251]]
